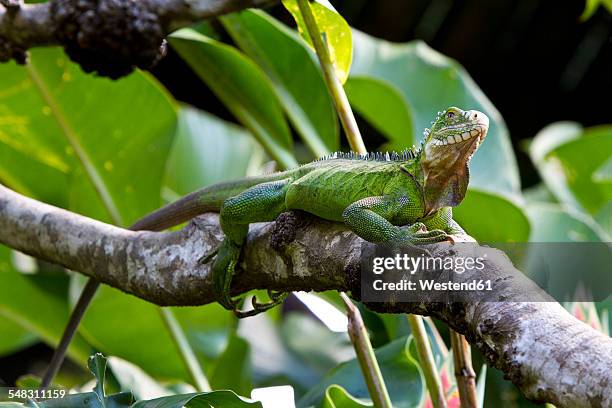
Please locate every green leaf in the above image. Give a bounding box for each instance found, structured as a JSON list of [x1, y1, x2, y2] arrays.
[[344, 77, 414, 150], [209, 335, 252, 396], [107, 357, 172, 401], [132, 390, 262, 408], [169, 29, 297, 169], [0, 47, 177, 226], [529, 122, 612, 216], [222, 10, 339, 157], [0, 246, 91, 363], [298, 337, 424, 408], [163, 106, 265, 197], [0, 48, 184, 382], [280, 313, 354, 378], [595, 201, 612, 236], [73, 281, 192, 381], [320, 385, 372, 408], [16, 354, 135, 407], [171, 305, 236, 369], [454, 189, 531, 242], [350, 30, 520, 195], [23, 392, 134, 408], [88, 353, 107, 403], [526, 203, 609, 242], [580, 0, 612, 20], [238, 313, 322, 392], [0, 317, 36, 357], [282, 0, 353, 84]]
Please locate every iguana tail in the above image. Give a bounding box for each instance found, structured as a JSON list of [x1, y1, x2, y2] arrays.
[[130, 172, 293, 231]]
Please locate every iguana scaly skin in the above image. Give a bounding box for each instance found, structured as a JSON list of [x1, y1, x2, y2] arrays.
[[132, 106, 489, 316]]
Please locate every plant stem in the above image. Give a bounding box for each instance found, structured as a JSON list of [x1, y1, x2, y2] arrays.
[[340, 293, 392, 408], [450, 330, 478, 408], [407, 314, 447, 408], [160, 308, 211, 392], [40, 279, 100, 388], [296, 0, 366, 154]]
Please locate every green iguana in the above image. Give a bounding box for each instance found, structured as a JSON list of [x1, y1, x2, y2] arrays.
[[131, 106, 489, 316], [42, 106, 488, 386]]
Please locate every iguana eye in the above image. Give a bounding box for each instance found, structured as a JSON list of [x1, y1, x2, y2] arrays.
[[446, 111, 455, 119]]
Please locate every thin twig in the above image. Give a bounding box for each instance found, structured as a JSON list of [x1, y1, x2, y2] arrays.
[[407, 314, 447, 408], [450, 330, 478, 408], [340, 293, 392, 408], [40, 279, 100, 388], [296, 0, 366, 154]]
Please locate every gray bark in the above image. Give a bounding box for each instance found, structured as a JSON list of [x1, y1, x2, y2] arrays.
[[0, 183, 610, 408]]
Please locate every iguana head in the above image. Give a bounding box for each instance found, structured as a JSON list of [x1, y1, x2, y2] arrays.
[[420, 107, 489, 213]]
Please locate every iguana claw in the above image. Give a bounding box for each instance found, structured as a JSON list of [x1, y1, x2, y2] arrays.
[[397, 223, 451, 244], [233, 290, 288, 318], [213, 239, 288, 317]]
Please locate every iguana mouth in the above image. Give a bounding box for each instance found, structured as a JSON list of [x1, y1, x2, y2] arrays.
[[431, 124, 488, 146]]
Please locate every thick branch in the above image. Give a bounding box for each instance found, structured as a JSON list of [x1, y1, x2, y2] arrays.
[[0, 0, 277, 76], [0, 184, 610, 408]]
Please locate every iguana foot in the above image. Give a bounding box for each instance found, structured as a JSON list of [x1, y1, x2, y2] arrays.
[[213, 240, 287, 317], [212, 240, 242, 311], [234, 290, 288, 318], [397, 222, 452, 244]]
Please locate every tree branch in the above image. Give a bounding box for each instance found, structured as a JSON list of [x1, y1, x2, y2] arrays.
[[0, 0, 278, 76], [0, 184, 610, 408]]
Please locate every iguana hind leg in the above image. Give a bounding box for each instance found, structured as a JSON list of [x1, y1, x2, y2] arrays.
[[214, 178, 292, 317]]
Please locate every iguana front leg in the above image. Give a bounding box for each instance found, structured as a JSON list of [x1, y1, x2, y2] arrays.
[[342, 195, 451, 244], [213, 179, 292, 317], [422, 207, 476, 242]]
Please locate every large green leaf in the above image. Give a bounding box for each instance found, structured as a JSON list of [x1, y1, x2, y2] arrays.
[[209, 335, 252, 396], [73, 281, 191, 381], [0, 247, 91, 363], [107, 357, 172, 400], [132, 391, 262, 408], [282, 0, 353, 84], [280, 313, 354, 379], [298, 337, 424, 408], [0, 47, 177, 226], [0, 313, 37, 357], [526, 203, 609, 242], [454, 189, 531, 242], [320, 385, 372, 408], [0, 47, 214, 382], [350, 30, 519, 195], [222, 10, 338, 157], [163, 106, 265, 197], [344, 77, 414, 150], [529, 122, 612, 216], [169, 29, 297, 169]]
